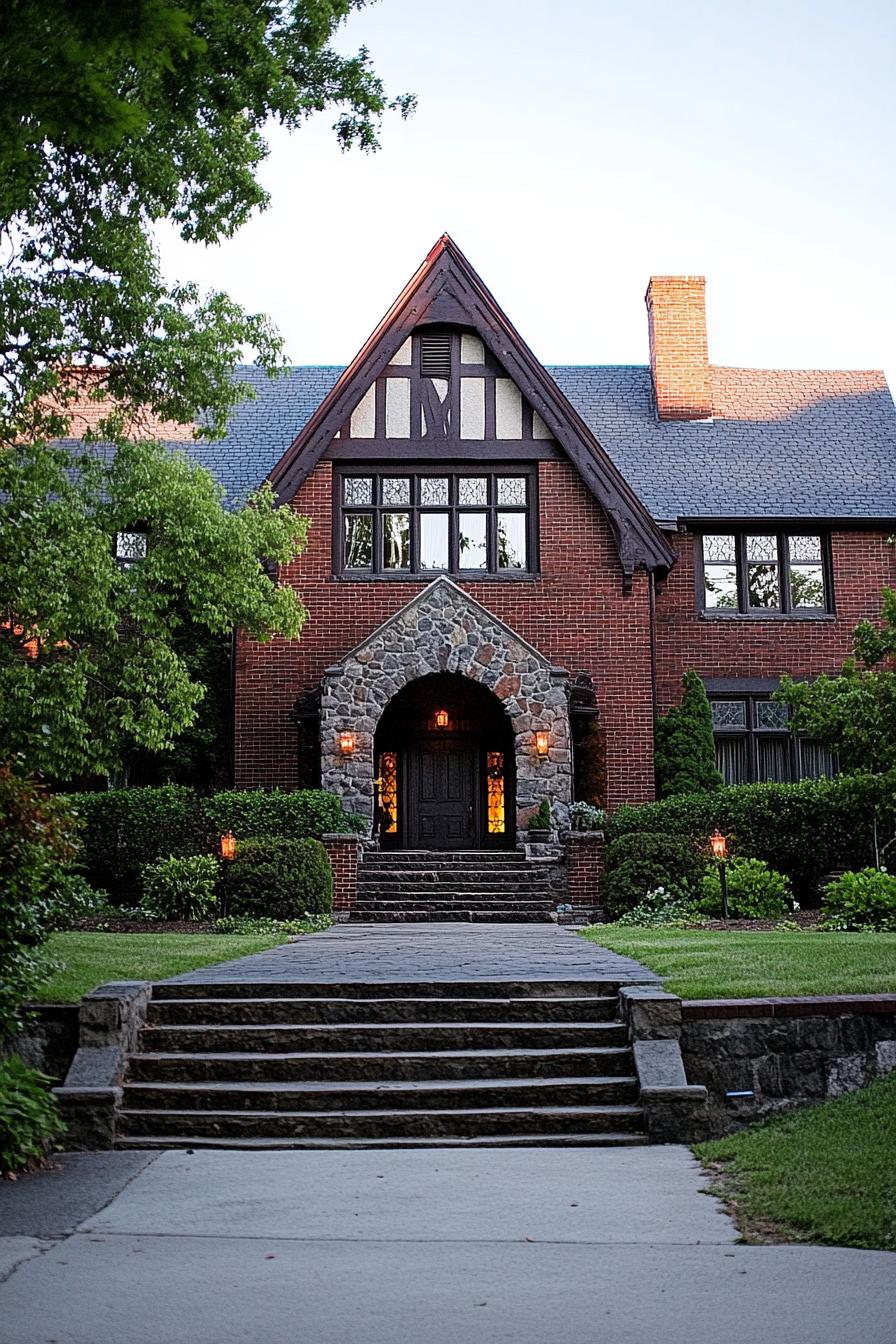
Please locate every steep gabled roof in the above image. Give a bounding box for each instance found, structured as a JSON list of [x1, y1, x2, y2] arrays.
[[267, 235, 676, 579]]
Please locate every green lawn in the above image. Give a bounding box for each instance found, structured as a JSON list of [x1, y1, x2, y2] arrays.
[[581, 927, 896, 999], [696, 1075, 896, 1250], [34, 932, 289, 1002]]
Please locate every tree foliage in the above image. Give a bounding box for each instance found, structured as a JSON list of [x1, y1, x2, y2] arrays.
[[0, 439, 308, 780], [0, 1, 414, 443], [654, 670, 724, 798], [778, 588, 896, 774]]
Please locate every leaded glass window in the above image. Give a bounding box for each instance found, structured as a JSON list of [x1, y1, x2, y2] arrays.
[[709, 692, 835, 785], [335, 470, 536, 576], [487, 751, 506, 834], [699, 531, 830, 615], [115, 531, 148, 567]]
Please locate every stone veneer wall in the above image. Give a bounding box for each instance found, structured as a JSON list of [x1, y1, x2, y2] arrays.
[[320, 578, 573, 843], [680, 994, 896, 1137]]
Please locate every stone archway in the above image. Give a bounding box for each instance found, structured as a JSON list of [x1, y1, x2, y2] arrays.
[[320, 577, 571, 843]]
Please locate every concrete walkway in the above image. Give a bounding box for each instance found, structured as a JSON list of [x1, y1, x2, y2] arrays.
[[166, 921, 660, 985], [0, 1147, 892, 1343]]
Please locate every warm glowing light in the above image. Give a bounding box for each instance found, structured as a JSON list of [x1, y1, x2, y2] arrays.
[[339, 731, 356, 754], [535, 730, 550, 757], [709, 830, 728, 861], [219, 831, 236, 861], [435, 708, 449, 729], [487, 751, 505, 834], [378, 751, 398, 834]]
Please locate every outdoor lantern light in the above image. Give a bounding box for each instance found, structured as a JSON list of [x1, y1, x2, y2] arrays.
[[535, 730, 550, 757], [709, 830, 728, 861], [709, 829, 730, 919], [435, 708, 449, 729], [219, 831, 236, 861], [338, 730, 356, 754]]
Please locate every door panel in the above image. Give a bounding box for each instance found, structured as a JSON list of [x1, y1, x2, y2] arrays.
[[407, 738, 478, 849]]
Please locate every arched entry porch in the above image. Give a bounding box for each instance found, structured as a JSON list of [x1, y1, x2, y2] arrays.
[[374, 673, 515, 850]]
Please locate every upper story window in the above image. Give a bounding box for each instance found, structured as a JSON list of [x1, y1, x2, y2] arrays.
[[338, 468, 536, 577], [699, 531, 831, 615], [115, 530, 148, 568]]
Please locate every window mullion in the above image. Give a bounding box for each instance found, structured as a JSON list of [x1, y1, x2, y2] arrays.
[[736, 533, 747, 613], [780, 533, 791, 614]]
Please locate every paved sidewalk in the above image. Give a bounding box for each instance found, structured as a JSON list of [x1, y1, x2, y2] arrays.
[[165, 921, 660, 985], [0, 1147, 892, 1344]]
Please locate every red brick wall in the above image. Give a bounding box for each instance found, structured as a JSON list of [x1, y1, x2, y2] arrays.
[[235, 458, 657, 807], [655, 530, 896, 710], [564, 832, 605, 907], [323, 834, 360, 918]]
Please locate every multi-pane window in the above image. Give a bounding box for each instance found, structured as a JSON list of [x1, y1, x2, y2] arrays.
[[115, 531, 148, 568], [710, 695, 835, 785], [338, 470, 535, 576], [700, 532, 830, 614]]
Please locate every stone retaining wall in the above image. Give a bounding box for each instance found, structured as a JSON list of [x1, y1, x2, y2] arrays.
[[4, 1004, 79, 1083], [681, 994, 896, 1137]]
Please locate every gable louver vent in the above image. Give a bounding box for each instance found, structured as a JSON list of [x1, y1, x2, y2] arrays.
[[420, 332, 452, 378]]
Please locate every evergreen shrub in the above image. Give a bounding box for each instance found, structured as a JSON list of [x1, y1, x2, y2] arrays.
[[603, 832, 707, 917], [225, 837, 333, 920], [654, 671, 724, 798]]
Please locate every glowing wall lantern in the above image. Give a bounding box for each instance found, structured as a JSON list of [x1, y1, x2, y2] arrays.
[[435, 708, 449, 729], [219, 831, 236, 862], [338, 731, 356, 755], [709, 830, 728, 861], [534, 730, 550, 758]]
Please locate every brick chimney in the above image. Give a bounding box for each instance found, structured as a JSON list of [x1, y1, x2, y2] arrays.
[[645, 276, 712, 421]]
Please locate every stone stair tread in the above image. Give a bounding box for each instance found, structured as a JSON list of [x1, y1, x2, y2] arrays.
[[119, 1103, 644, 1120], [151, 981, 623, 998], [124, 1075, 637, 1095], [132, 1045, 632, 1064], [142, 1020, 624, 1034], [115, 1133, 649, 1149], [150, 995, 618, 1009]]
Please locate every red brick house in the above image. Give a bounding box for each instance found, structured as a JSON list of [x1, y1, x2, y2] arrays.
[[193, 236, 896, 850]]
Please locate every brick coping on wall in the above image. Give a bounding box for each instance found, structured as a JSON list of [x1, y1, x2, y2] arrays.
[[682, 993, 896, 1020]]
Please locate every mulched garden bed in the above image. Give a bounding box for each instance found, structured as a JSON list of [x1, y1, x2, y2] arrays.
[[72, 918, 218, 934], [698, 910, 823, 933]]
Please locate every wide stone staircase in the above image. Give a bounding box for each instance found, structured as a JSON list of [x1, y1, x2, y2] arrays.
[[354, 850, 564, 923], [115, 979, 647, 1149]]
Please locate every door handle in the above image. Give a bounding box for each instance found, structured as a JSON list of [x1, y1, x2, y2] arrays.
[[467, 801, 474, 832]]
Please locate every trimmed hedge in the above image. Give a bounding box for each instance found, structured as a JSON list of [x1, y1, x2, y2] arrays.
[[607, 773, 896, 899], [225, 837, 333, 920], [66, 786, 350, 899]]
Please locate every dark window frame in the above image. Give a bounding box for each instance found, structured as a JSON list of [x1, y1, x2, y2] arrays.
[[334, 465, 539, 579], [696, 530, 834, 617], [709, 693, 835, 784]]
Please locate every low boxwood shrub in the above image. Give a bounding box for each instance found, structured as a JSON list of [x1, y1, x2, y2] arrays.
[[607, 772, 896, 899], [695, 857, 792, 919], [0, 1056, 64, 1175], [141, 855, 221, 920], [821, 868, 896, 931], [225, 837, 333, 920], [603, 832, 707, 917]]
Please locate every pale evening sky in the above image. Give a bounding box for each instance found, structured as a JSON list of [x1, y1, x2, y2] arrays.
[[156, 0, 896, 393]]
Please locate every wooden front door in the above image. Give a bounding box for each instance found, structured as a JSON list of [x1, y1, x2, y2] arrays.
[[406, 736, 479, 850]]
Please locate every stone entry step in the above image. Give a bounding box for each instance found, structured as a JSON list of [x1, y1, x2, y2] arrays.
[[117, 1132, 648, 1150], [117, 980, 646, 1149], [354, 848, 566, 924]]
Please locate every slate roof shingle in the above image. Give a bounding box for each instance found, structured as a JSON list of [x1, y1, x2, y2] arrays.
[[153, 362, 896, 523]]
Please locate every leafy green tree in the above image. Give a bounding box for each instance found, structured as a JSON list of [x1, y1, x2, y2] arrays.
[[0, 439, 307, 781], [0, 1, 414, 443], [778, 587, 896, 774], [654, 671, 724, 798]]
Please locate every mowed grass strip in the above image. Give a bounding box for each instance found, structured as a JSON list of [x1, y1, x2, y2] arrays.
[[581, 927, 896, 999], [34, 932, 289, 1002], [695, 1075, 896, 1250]]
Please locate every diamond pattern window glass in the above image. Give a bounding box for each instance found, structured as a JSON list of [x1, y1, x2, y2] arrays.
[[458, 477, 488, 506], [382, 477, 410, 506], [711, 700, 747, 729], [115, 531, 147, 565], [497, 477, 527, 506], [699, 531, 831, 615], [344, 477, 373, 505], [420, 477, 449, 506], [755, 701, 790, 730], [336, 470, 535, 577]]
